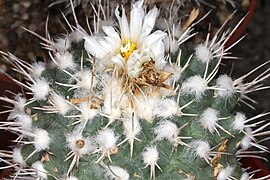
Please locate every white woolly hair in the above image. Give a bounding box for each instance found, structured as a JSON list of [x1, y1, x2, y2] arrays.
[[199, 108, 219, 133], [135, 95, 156, 122], [189, 140, 210, 159], [123, 114, 141, 138], [154, 120, 178, 144], [31, 161, 48, 179], [102, 77, 128, 121], [13, 147, 25, 164], [240, 172, 249, 180], [18, 113, 32, 131], [216, 75, 236, 98], [154, 99, 179, 118], [66, 131, 96, 155], [232, 112, 246, 131], [78, 102, 98, 120], [153, 41, 167, 71], [30, 62, 45, 80], [95, 128, 118, 153], [217, 166, 234, 180], [181, 75, 208, 99], [33, 128, 50, 152], [195, 43, 212, 63], [142, 146, 159, 166], [69, 30, 84, 42], [50, 92, 71, 115], [164, 36, 179, 54], [54, 51, 76, 70], [241, 127, 253, 150], [66, 176, 78, 180], [165, 64, 182, 84], [53, 37, 71, 52], [14, 94, 27, 112], [31, 79, 50, 101], [103, 90, 122, 121], [74, 70, 96, 90], [105, 165, 130, 180], [9, 112, 32, 131]]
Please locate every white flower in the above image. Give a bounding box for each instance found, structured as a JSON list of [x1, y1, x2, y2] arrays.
[[84, 0, 166, 78]]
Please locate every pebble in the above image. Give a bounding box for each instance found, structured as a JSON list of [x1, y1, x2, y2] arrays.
[[21, 1, 31, 8], [22, 13, 29, 20], [0, 64, 7, 73], [27, 51, 36, 60], [12, 3, 20, 13]]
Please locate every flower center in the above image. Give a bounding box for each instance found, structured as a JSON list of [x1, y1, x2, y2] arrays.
[[120, 39, 136, 60], [133, 60, 172, 89]]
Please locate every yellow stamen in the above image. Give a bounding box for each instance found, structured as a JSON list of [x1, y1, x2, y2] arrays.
[[120, 39, 136, 60]]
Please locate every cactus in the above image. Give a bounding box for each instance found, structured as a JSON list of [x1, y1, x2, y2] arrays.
[[0, 0, 270, 179]]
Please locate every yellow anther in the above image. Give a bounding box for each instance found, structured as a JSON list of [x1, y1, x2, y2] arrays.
[[120, 39, 136, 60]]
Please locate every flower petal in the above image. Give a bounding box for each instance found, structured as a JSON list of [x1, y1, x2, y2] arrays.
[[111, 54, 125, 68], [142, 30, 167, 47], [130, 0, 144, 42], [151, 39, 166, 70], [142, 6, 159, 37], [102, 26, 120, 40], [115, 6, 130, 41], [84, 36, 109, 59]]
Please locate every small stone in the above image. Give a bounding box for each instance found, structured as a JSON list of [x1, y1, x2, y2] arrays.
[[0, 64, 7, 73], [21, 13, 29, 20], [21, 1, 31, 8], [12, 3, 20, 13], [27, 52, 36, 60]]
